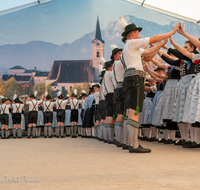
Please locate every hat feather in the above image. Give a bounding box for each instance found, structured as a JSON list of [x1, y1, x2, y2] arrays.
[[66, 94, 69, 98], [0, 95, 5, 99], [74, 89, 77, 95], [57, 91, 62, 97], [110, 45, 118, 50], [45, 91, 48, 97], [13, 94, 17, 100], [82, 90, 86, 94], [100, 57, 106, 65], [99, 64, 103, 73], [34, 91, 38, 97], [119, 16, 128, 32]]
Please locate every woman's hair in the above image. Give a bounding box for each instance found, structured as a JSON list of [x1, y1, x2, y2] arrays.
[[185, 40, 197, 51]]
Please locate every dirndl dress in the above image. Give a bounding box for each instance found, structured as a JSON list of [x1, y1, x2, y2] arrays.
[[20, 114, 25, 130], [172, 74, 195, 122], [151, 92, 164, 126], [148, 90, 163, 124], [77, 109, 82, 126], [52, 111, 57, 127], [37, 110, 44, 126], [64, 109, 71, 126], [182, 73, 200, 123], [161, 79, 178, 121], [8, 113, 13, 129]]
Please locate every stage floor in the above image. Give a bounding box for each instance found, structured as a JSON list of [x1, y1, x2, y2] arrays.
[[0, 137, 200, 190]]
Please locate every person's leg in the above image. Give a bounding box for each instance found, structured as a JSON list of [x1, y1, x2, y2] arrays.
[[17, 124, 22, 138], [28, 123, 32, 137], [1, 124, 5, 139], [13, 124, 16, 138]]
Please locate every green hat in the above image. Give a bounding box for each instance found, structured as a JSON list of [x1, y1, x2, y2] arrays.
[[122, 37, 127, 43], [122, 23, 142, 37], [14, 98, 20, 103], [29, 94, 36, 99], [154, 67, 165, 71], [92, 84, 100, 89], [103, 61, 113, 70], [145, 82, 150, 87], [58, 94, 63, 99], [99, 70, 106, 77], [2, 98, 6, 103], [110, 48, 123, 60], [46, 95, 51, 100]]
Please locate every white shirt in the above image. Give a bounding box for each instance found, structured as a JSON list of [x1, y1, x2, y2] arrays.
[[26, 99, 42, 112], [111, 60, 125, 88], [56, 99, 68, 110], [43, 101, 56, 112], [81, 99, 85, 109], [99, 82, 106, 101], [12, 103, 24, 113], [94, 92, 100, 105], [104, 71, 115, 94], [0, 104, 11, 114], [192, 53, 200, 62], [123, 38, 150, 71], [70, 99, 79, 110]]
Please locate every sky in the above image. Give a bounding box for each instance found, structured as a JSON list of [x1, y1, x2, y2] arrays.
[[0, 0, 199, 20]]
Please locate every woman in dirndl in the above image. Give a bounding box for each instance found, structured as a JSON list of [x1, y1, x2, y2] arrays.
[[64, 104, 71, 137], [36, 104, 44, 137]]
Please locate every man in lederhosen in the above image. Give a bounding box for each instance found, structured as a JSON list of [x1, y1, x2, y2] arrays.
[[12, 94, 25, 139], [43, 92, 56, 138], [119, 17, 180, 153], [26, 91, 43, 138], [80, 90, 87, 137]]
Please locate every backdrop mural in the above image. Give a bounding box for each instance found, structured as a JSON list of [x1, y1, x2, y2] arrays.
[[0, 0, 200, 78]]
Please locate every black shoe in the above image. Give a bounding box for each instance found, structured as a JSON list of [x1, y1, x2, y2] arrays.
[[107, 140, 114, 144], [5, 136, 10, 139], [122, 144, 129, 150], [117, 143, 122, 147], [182, 141, 191, 148], [61, 136, 65, 138], [56, 136, 59, 138], [32, 136, 37, 138], [1, 137, 5, 139], [184, 141, 198, 148], [158, 138, 165, 143], [147, 137, 158, 142], [103, 139, 108, 143], [164, 139, 175, 144], [48, 136, 53, 138], [27, 136, 30, 139], [13, 137, 16, 139], [74, 136, 77, 138], [78, 134, 81, 136], [44, 136, 47, 138], [98, 138, 103, 141], [18, 136, 22, 139], [129, 145, 151, 153]]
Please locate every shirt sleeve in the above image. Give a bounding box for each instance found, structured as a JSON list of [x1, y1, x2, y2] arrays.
[[38, 100, 42, 104], [26, 101, 30, 105], [129, 37, 150, 50], [140, 48, 145, 55]]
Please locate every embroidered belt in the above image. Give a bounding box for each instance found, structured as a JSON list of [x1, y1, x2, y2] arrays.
[[124, 68, 145, 78], [116, 82, 123, 89]]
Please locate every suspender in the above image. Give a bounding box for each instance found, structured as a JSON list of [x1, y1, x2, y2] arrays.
[[31, 101, 37, 111], [110, 75, 115, 89], [113, 63, 118, 83], [16, 104, 20, 113], [72, 99, 78, 110], [45, 102, 51, 112], [1, 104, 7, 114], [120, 52, 127, 71], [57, 100, 62, 109]]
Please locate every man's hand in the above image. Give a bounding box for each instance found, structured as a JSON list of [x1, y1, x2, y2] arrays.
[[172, 23, 181, 34], [177, 24, 185, 35]]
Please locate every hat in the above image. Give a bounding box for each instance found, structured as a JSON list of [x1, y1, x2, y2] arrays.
[[57, 91, 63, 99], [110, 45, 122, 60], [144, 82, 150, 87], [103, 61, 113, 70], [2, 98, 7, 103], [82, 90, 87, 97], [71, 89, 77, 97], [122, 23, 142, 37], [154, 67, 165, 71], [92, 83, 100, 89], [30, 90, 37, 99], [99, 70, 106, 77], [46, 95, 51, 100], [14, 97, 20, 103], [122, 37, 127, 43]]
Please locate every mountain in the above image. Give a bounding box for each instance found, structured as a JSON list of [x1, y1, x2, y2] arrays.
[[0, 15, 200, 72]]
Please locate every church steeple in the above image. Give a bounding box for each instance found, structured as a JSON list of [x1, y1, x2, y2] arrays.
[[92, 15, 104, 43], [92, 15, 104, 68]]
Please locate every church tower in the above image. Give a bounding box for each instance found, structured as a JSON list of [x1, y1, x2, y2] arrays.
[[92, 15, 105, 68]]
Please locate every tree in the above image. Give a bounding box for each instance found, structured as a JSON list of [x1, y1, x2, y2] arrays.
[[69, 82, 90, 97], [4, 77, 18, 99], [82, 82, 90, 94], [33, 82, 46, 98]]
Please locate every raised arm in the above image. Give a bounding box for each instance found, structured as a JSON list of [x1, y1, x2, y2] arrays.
[[151, 58, 167, 70], [170, 37, 193, 60], [178, 24, 200, 49], [149, 23, 180, 44]]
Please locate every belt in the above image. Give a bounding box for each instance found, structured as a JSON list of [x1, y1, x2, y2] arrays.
[[116, 82, 123, 89], [124, 68, 145, 78]]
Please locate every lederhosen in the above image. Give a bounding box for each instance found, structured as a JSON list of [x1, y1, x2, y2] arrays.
[[71, 100, 78, 122], [104, 76, 115, 117], [113, 62, 125, 116], [121, 53, 145, 112], [28, 101, 38, 124], [89, 99, 96, 127], [1, 105, 9, 125], [12, 104, 22, 124], [43, 102, 53, 124], [57, 100, 65, 123]]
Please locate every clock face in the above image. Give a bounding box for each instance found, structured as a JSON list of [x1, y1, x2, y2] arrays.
[[95, 41, 100, 47]]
